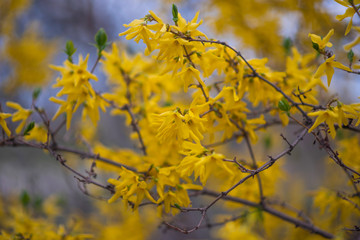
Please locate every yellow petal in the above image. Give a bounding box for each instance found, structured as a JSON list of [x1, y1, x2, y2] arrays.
[[325, 63, 335, 86]]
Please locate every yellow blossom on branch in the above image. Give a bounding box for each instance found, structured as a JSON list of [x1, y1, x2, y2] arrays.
[[119, 11, 165, 54], [177, 141, 234, 185], [50, 54, 105, 129], [177, 66, 207, 93], [6, 101, 32, 134], [171, 11, 207, 39], [313, 55, 351, 86], [151, 107, 207, 144], [0, 112, 12, 137], [308, 29, 334, 51], [308, 102, 360, 138], [108, 168, 157, 209], [49, 97, 74, 130]]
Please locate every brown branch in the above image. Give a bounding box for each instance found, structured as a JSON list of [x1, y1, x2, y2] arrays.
[[166, 128, 308, 235], [90, 55, 102, 74], [290, 115, 360, 196], [3, 137, 116, 194], [0, 138, 137, 172], [199, 189, 334, 239], [337, 192, 360, 211], [205, 119, 290, 148], [349, 1, 360, 19], [46, 146, 115, 194], [229, 118, 264, 202], [95, 92, 147, 156], [182, 45, 209, 102], [223, 157, 254, 173], [122, 104, 147, 155], [266, 198, 313, 224]]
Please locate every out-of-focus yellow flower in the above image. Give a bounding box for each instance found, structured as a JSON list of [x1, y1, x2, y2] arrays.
[[6, 101, 32, 134], [344, 26, 360, 51], [4, 23, 57, 91], [215, 221, 262, 240]]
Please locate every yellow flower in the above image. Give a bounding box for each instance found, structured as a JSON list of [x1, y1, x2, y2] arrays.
[[49, 97, 74, 130], [0, 113, 12, 137], [308, 29, 334, 51], [119, 11, 165, 54], [313, 55, 351, 86], [307, 102, 359, 138], [50, 54, 102, 129], [171, 11, 207, 39], [177, 141, 233, 185], [50, 54, 97, 89], [6, 101, 32, 134], [108, 168, 157, 209], [151, 107, 206, 144], [308, 109, 338, 138], [177, 66, 207, 93], [156, 32, 191, 62]]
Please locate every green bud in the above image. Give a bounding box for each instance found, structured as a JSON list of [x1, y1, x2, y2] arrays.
[[23, 121, 35, 136], [32, 88, 41, 100], [347, 49, 354, 65], [95, 28, 107, 48], [64, 40, 76, 62], [94, 28, 108, 56], [174, 203, 182, 209], [312, 42, 320, 52], [278, 97, 291, 114], [172, 4, 179, 24]]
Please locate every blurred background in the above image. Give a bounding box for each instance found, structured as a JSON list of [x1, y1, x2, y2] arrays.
[[0, 0, 359, 239]]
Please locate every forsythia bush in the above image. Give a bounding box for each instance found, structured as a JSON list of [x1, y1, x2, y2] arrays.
[[1, 0, 360, 239]]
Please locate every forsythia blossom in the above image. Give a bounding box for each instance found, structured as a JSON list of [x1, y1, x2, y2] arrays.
[[308, 102, 360, 138], [308, 29, 334, 51], [0, 112, 12, 137], [50, 54, 106, 129], [6, 101, 32, 134], [313, 55, 351, 86]]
